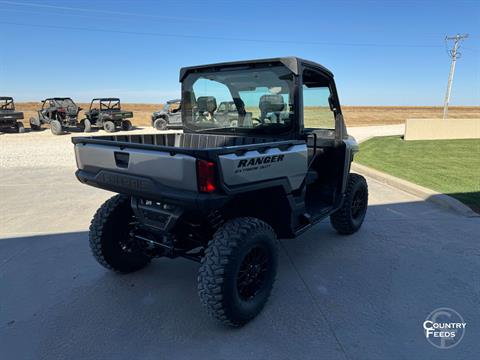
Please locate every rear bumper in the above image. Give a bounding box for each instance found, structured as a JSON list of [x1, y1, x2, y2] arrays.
[[75, 169, 229, 212]]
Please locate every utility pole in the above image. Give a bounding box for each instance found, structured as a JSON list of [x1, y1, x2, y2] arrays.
[[443, 33, 468, 119]]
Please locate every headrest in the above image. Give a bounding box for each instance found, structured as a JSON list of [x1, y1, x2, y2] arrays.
[[197, 96, 217, 113], [259, 94, 285, 114]]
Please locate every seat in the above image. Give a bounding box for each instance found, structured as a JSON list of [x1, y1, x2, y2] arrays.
[[197, 96, 217, 122], [259, 94, 285, 123]]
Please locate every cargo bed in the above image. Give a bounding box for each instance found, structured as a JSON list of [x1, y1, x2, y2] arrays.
[[73, 132, 307, 209]]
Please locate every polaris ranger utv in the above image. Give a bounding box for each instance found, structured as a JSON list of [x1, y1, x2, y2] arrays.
[[84, 98, 134, 132], [152, 99, 182, 130], [73, 57, 368, 326], [0, 97, 25, 133], [30, 97, 82, 135]]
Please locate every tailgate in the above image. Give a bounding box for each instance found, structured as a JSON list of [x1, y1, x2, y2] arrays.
[[74, 143, 198, 192], [0, 111, 24, 121]]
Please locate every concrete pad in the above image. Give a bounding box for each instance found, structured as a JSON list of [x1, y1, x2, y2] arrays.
[[1, 125, 479, 359]]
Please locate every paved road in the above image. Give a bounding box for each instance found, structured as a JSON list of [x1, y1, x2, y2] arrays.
[[1, 126, 479, 359]]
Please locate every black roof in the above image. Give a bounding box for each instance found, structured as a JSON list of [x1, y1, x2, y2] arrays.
[[42, 97, 74, 101], [91, 98, 120, 101], [179, 57, 333, 81], [0, 96, 13, 100]]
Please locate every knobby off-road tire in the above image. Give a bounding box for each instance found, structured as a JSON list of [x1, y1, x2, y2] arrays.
[[50, 120, 63, 135], [16, 121, 25, 133], [29, 117, 41, 131], [89, 194, 151, 273], [330, 173, 368, 235], [122, 120, 133, 131], [79, 119, 92, 133], [154, 118, 167, 130], [198, 217, 278, 327], [104, 121, 116, 133]]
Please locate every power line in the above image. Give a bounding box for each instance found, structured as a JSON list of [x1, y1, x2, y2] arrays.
[[0, 20, 446, 49], [443, 34, 469, 119], [0, 0, 231, 24]]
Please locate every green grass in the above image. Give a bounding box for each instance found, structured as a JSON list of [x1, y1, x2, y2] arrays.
[[355, 136, 480, 212]]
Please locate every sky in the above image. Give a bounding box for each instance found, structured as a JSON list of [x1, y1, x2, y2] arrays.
[[0, 0, 479, 105]]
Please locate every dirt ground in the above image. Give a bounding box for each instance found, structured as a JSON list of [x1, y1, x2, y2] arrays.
[[14, 102, 480, 128]]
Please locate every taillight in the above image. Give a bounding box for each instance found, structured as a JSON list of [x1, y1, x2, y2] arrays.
[[197, 159, 216, 193]]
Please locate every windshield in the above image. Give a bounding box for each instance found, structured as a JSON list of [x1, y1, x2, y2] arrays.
[[100, 99, 120, 110], [0, 98, 14, 110], [182, 65, 295, 134]]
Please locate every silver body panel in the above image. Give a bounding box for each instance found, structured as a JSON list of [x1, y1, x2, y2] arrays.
[[74, 143, 198, 191], [218, 144, 308, 190]]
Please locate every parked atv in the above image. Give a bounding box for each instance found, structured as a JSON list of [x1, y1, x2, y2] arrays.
[[29, 97, 82, 135], [152, 99, 182, 130], [83, 98, 133, 132], [73, 57, 368, 327], [0, 97, 25, 133]]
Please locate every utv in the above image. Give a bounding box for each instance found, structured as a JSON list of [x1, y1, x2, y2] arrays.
[[152, 99, 182, 130], [73, 57, 368, 327], [215, 101, 238, 126], [0, 97, 25, 133], [84, 98, 133, 133], [29, 97, 82, 135]]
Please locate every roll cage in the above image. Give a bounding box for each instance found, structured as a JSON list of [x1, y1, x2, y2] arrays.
[[179, 57, 346, 140], [0, 97, 15, 110], [41, 98, 76, 110], [89, 98, 121, 111]]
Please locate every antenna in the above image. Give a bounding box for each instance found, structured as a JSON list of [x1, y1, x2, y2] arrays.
[[443, 34, 468, 119]]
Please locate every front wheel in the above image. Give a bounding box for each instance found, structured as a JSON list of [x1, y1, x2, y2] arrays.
[[50, 120, 63, 135], [89, 194, 151, 273], [153, 118, 167, 130], [121, 119, 133, 131], [29, 117, 41, 131], [198, 217, 278, 327], [330, 173, 368, 235]]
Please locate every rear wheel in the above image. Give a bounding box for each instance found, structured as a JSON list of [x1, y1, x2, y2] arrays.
[[121, 119, 133, 131], [16, 121, 25, 133], [198, 217, 278, 327], [330, 173, 368, 235], [89, 194, 151, 273], [104, 121, 116, 133], [29, 117, 41, 131], [154, 118, 167, 130], [50, 120, 63, 135]]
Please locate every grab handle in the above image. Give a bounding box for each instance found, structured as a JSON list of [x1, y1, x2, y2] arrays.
[[114, 152, 129, 168]]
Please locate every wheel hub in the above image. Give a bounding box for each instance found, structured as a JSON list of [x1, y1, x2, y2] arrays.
[[237, 246, 269, 300], [351, 188, 367, 219]]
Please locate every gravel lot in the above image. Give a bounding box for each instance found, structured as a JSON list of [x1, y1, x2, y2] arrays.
[[0, 127, 176, 169]]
